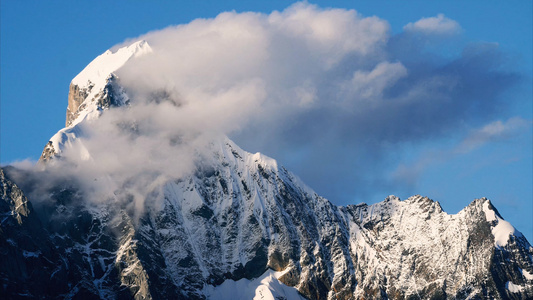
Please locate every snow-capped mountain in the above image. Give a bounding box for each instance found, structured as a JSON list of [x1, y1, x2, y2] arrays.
[[2, 41, 533, 300], [40, 40, 152, 163]]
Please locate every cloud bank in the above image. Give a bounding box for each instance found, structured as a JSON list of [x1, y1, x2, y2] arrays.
[[19, 2, 523, 211]]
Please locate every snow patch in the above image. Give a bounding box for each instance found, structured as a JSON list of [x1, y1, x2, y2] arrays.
[[491, 219, 515, 248], [483, 201, 515, 248], [520, 268, 533, 280], [483, 201, 497, 222], [204, 269, 305, 300], [251, 152, 278, 171], [506, 281, 523, 293]]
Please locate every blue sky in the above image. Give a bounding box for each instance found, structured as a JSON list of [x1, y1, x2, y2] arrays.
[[1, 1, 532, 241]]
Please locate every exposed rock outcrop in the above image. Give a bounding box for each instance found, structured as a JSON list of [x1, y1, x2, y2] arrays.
[[66, 83, 90, 127]]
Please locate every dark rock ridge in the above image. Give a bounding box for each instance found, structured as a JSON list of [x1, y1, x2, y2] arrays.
[[39, 141, 56, 163]]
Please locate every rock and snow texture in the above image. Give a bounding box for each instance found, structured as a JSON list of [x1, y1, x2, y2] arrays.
[[67, 39, 151, 128], [39, 40, 152, 162], [71, 40, 152, 92], [3, 139, 533, 299], [483, 200, 520, 248], [6, 40, 533, 299]]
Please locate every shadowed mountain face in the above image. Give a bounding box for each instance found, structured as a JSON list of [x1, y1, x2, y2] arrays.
[[2, 41, 533, 300]]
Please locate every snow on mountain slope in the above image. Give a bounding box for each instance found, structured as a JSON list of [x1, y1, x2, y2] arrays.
[[72, 40, 152, 92], [204, 269, 306, 300], [116, 134, 531, 299], [5, 136, 533, 299], [39, 41, 152, 162], [483, 200, 520, 248], [67, 40, 151, 127], [8, 40, 533, 299]]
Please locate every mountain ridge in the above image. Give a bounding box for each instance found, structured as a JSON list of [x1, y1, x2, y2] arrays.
[[3, 145, 533, 298], [3, 40, 533, 299]]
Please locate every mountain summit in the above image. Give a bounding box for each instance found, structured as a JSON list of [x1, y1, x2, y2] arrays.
[[67, 40, 152, 127], [40, 41, 152, 163], [3, 41, 533, 299]]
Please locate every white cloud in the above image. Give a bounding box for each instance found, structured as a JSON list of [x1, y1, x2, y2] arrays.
[[455, 117, 531, 154], [111, 1, 396, 152], [268, 2, 389, 63], [404, 14, 461, 35], [342, 61, 408, 103], [391, 117, 531, 190], [28, 2, 520, 209]]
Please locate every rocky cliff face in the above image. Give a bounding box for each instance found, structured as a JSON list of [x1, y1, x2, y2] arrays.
[[0, 168, 69, 297], [65, 74, 129, 128], [66, 83, 89, 127]]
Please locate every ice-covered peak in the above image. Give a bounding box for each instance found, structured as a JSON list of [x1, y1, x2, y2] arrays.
[[71, 40, 152, 89], [40, 40, 153, 161], [65, 41, 151, 126]]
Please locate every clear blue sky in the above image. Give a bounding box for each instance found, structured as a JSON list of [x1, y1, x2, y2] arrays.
[[1, 1, 532, 241]]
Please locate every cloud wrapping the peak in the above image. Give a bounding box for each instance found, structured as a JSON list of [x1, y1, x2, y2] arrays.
[[37, 2, 520, 208]]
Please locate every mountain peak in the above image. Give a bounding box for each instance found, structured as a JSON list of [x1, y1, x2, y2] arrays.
[[39, 41, 153, 162], [71, 40, 152, 89], [65, 40, 152, 127]]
